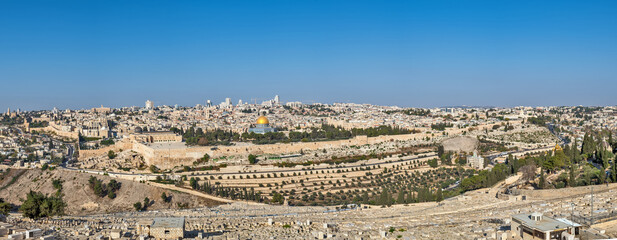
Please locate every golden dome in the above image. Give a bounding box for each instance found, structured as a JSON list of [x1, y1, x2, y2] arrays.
[[554, 144, 563, 151], [256, 116, 269, 125]]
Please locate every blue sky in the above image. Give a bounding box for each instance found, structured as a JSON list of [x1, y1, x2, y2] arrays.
[[1, 0, 616, 110]]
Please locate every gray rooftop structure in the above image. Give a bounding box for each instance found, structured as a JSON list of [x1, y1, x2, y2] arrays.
[[511, 213, 581, 240], [512, 213, 570, 232], [152, 217, 185, 229]]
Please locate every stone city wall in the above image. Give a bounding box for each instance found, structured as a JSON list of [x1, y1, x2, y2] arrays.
[[140, 133, 433, 169], [80, 124, 495, 169], [78, 139, 133, 159], [28, 124, 79, 140]]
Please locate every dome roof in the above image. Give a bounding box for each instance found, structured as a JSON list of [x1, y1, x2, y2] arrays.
[[256, 116, 269, 125]]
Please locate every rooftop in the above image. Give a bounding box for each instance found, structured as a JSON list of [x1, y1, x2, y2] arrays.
[[152, 217, 185, 229], [512, 213, 578, 232]]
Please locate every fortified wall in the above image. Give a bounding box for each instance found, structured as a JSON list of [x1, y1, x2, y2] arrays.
[[78, 139, 133, 159], [28, 122, 80, 140], [78, 123, 497, 169], [138, 133, 440, 169]]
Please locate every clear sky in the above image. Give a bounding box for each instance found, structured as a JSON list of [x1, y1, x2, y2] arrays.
[[1, 0, 616, 110]]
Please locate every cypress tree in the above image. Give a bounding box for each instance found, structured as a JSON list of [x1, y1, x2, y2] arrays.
[[569, 163, 576, 187], [396, 191, 405, 204], [611, 156, 617, 183], [539, 168, 546, 189]]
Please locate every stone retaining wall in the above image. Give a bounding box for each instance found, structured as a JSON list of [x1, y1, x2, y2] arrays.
[[519, 184, 616, 199], [78, 139, 133, 159]]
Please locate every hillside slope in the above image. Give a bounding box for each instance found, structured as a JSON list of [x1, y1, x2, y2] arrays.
[[0, 168, 222, 215]]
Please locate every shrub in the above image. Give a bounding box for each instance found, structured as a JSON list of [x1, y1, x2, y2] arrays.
[[108, 150, 117, 159]]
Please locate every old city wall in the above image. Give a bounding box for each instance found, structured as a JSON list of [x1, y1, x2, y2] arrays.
[[78, 139, 133, 159], [141, 133, 434, 168], [86, 123, 498, 169], [28, 125, 80, 140]]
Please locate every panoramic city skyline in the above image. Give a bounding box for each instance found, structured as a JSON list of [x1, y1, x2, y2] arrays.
[[2, 1, 617, 239], [2, 0, 617, 110]]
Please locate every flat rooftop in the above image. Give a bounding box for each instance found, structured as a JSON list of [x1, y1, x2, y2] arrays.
[[152, 217, 185, 229], [512, 213, 577, 232]]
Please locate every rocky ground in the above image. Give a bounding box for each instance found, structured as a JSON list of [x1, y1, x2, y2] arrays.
[[0, 169, 223, 215]]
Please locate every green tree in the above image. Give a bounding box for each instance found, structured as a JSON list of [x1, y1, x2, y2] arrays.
[[133, 202, 142, 211], [190, 177, 198, 189], [378, 188, 392, 206], [539, 169, 546, 189], [93, 180, 105, 197], [20, 191, 65, 219], [437, 145, 445, 158], [143, 197, 150, 209], [272, 192, 284, 204], [581, 132, 596, 157], [161, 192, 169, 203], [248, 154, 258, 164], [396, 191, 405, 204], [569, 164, 576, 187], [200, 153, 210, 163], [108, 150, 117, 159], [0, 198, 11, 215], [611, 155, 617, 183], [108, 179, 121, 192], [428, 158, 438, 168], [435, 188, 443, 202]]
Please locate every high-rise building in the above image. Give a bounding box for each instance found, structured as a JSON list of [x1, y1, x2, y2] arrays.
[[274, 95, 280, 105], [220, 98, 233, 108], [6, 108, 10, 116], [145, 100, 154, 109], [285, 101, 302, 107]]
